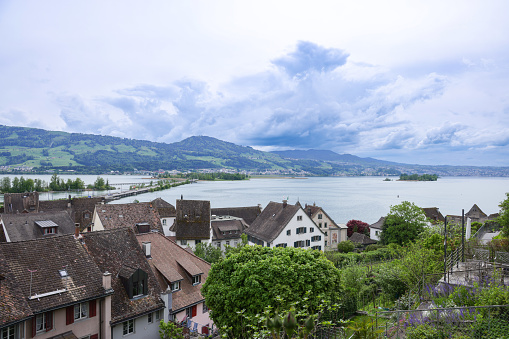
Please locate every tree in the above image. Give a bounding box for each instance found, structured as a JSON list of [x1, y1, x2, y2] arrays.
[[380, 201, 427, 246], [499, 193, 509, 237], [194, 242, 223, 264], [202, 246, 341, 338], [337, 240, 355, 253], [346, 219, 370, 237]]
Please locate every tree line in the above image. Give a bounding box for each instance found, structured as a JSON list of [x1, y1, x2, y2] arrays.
[[399, 173, 438, 181], [0, 174, 114, 193]]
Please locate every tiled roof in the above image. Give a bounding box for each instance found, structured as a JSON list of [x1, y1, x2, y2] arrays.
[[151, 198, 176, 218], [303, 203, 343, 229], [211, 218, 246, 241], [95, 202, 163, 234], [245, 201, 299, 243], [135, 232, 211, 313], [1, 210, 76, 242], [39, 197, 104, 230], [369, 217, 385, 230], [174, 200, 210, 240], [422, 208, 445, 223], [0, 248, 32, 327], [82, 228, 164, 325], [0, 234, 108, 316], [349, 232, 378, 245], [3, 192, 39, 214], [211, 206, 261, 225]]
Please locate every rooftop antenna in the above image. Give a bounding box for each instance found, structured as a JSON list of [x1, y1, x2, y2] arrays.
[[28, 268, 37, 298]]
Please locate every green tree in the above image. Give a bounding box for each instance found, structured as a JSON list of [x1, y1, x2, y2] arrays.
[[194, 242, 223, 264], [49, 173, 59, 191], [499, 193, 509, 237], [158, 320, 184, 339], [202, 246, 341, 338], [0, 176, 11, 192], [337, 240, 355, 253], [94, 176, 105, 189], [380, 201, 427, 245]]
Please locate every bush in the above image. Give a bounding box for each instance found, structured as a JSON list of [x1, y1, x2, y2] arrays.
[[337, 240, 355, 253], [365, 244, 384, 252]]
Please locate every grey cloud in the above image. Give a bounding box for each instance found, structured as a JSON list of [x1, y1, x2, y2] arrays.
[[272, 41, 349, 77]]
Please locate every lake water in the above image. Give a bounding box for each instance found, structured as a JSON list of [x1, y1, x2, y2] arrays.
[[1, 175, 508, 225]]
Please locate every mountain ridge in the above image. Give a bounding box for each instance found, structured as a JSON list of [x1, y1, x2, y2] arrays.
[[0, 125, 508, 176]]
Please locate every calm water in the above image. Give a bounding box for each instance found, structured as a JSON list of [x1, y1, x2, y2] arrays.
[[1, 175, 508, 224]]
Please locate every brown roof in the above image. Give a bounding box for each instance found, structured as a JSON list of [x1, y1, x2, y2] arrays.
[[422, 207, 445, 223], [349, 232, 377, 245], [3, 192, 39, 214], [303, 203, 341, 228], [369, 217, 385, 230], [0, 234, 109, 316], [38, 196, 104, 230], [0, 248, 32, 327], [95, 202, 163, 234], [136, 232, 211, 313], [174, 200, 211, 240], [245, 201, 300, 243], [211, 206, 261, 225], [1, 210, 76, 242], [211, 218, 247, 241], [151, 198, 176, 218], [82, 228, 164, 325]]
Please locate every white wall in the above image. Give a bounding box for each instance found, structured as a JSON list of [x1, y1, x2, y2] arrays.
[[370, 228, 382, 241], [161, 217, 176, 237], [111, 314, 160, 339], [268, 208, 325, 250]]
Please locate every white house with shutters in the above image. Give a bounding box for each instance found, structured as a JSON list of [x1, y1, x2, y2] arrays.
[[245, 200, 325, 250]]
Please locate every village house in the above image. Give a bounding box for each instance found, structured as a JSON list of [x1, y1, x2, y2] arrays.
[[422, 207, 445, 224], [211, 205, 262, 225], [245, 200, 325, 250], [0, 210, 76, 242], [211, 215, 248, 251], [0, 233, 114, 339], [89, 202, 163, 234], [82, 228, 165, 339], [447, 204, 497, 225], [136, 232, 213, 335], [169, 199, 212, 249], [303, 203, 347, 248], [369, 216, 385, 241], [150, 198, 176, 236], [2, 192, 39, 214]]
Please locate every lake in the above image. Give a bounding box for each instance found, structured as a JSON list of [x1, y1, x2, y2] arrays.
[[1, 175, 508, 224]]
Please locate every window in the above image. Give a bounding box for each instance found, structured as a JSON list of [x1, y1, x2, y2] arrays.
[[123, 319, 135, 335], [35, 312, 52, 333], [225, 241, 230, 246], [325, 240, 328, 246], [311, 235, 321, 242], [318, 214, 323, 219], [306, 239, 310, 247], [215, 242, 221, 248], [325, 232, 328, 236], [234, 240, 238, 246], [133, 280, 144, 297], [324, 222, 328, 228], [311, 246, 322, 250], [84, 213, 90, 219], [195, 240, 201, 244], [162, 219, 167, 225], [275, 243, 287, 248], [310, 228, 314, 233], [181, 239, 187, 246], [297, 215, 302, 221], [203, 302, 209, 313], [1, 325, 15, 339], [293, 240, 305, 248], [286, 230, 291, 236], [44, 227, 55, 235], [318, 223, 322, 228], [155, 310, 161, 321], [148, 312, 153, 324], [74, 302, 88, 320], [186, 305, 197, 318], [296, 227, 307, 234], [192, 275, 201, 285], [171, 281, 180, 292]]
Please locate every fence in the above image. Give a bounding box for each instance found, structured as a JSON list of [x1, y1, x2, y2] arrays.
[[375, 304, 509, 339]]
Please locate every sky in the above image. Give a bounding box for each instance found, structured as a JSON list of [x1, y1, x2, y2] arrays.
[[1, 1, 509, 166]]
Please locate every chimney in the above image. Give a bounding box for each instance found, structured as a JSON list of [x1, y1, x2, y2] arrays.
[[102, 271, 112, 291], [283, 200, 287, 208], [74, 225, 80, 239], [142, 242, 151, 258]]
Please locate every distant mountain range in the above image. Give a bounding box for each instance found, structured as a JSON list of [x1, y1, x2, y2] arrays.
[[0, 125, 508, 176]]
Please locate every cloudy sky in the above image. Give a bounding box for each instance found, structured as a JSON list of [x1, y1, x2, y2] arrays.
[[1, 1, 509, 166]]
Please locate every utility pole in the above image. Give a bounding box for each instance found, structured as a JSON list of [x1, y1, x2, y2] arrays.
[[444, 216, 447, 283]]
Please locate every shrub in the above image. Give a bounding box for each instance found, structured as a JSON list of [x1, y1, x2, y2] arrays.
[[337, 240, 355, 253]]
